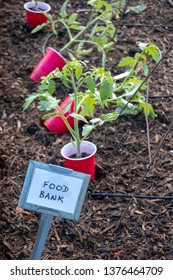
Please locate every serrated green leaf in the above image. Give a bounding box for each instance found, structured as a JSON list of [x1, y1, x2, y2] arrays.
[[118, 56, 136, 67], [144, 43, 162, 63], [138, 42, 162, 62], [69, 113, 88, 123], [87, 76, 96, 94], [48, 80, 56, 95], [37, 98, 58, 111], [82, 124, 95, 137], [99, 80, 113, 101], [75, 64, 82, 80], [100, 112, 119, 122], [23, 93, 39, 111], [59, 0, 69, 18], [81, 97, 97, 116]]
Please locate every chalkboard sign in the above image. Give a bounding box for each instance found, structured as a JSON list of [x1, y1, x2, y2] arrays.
[[18, 160, 90, 221]]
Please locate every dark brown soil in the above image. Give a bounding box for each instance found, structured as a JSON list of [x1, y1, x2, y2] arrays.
[[0, 0, 173, 260], [69, 153, 90, 159]]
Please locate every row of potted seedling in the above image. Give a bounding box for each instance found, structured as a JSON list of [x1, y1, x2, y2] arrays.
[[23, 1, 161, 180]]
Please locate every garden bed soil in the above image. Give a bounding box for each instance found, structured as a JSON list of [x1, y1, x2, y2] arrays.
[[0, 0, 173, 260]]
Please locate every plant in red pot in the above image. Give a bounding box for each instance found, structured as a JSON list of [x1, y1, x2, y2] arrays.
[[23, 42, 161, 180], [30, 0, 147, 82], [29, 0, 117, 81], [23, 60, 119, 180], [24, 1, 51, 27]]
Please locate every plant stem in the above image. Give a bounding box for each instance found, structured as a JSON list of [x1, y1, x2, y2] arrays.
[[58, 19, 73, 41], [145, 81, 152, 163], [49, 97, 76, 140], [60, 14, 102, 53], [75, 39, 107, 68], [34, 0, 38, 11], [71, 75, 81, 157], [120, 52, 144, 89]]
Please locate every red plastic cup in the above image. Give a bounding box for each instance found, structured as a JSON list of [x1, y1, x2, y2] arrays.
[[61, 141, 97, 180], [44, 95, 83, 135], [30, 48, 66, 82], [24, 2, 51, 27]]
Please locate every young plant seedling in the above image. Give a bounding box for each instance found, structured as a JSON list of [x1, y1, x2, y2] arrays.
[[32, 0, 38, 11], [23, 42, 161, 157], [31, 0, 147, 68], [112, 42, 162, 118]]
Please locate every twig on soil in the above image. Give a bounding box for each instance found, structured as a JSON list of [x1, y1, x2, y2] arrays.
[[167, 0, 173, 8], [145, 81, 152, 163], [149, 95, 173, 99], [111, 119, 173, 235], [90, 193, 173, 200]]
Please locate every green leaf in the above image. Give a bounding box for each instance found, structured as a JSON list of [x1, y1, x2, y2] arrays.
[[37, 98, 59, 111], [82, 124, 95, 137], [114, 71, 130, 80], [69, 113, 88, 123], [144, 44, 161, 63], [115, 104, 142, 116], [75, 64, 82, 80], [142, 63, 149, 76], [87, 76, 96, 94], [138, 42, 162, 62], [141, 102, 157, 119], [23, 93, 39, 111], [81, 97, 97, 116], [31, 23, 47, 33], [100, 112, 119, 122], [59, 0, 69, 18], [99, 80, 113, 101], [90, 118, 101, 124], [42, 113, 58, 120], [48, 80, 56, 95], [120, 83, 141, 99], [118, 56, 136, 67], [126, 5, 147, 14], [68, 13, 78, 22]]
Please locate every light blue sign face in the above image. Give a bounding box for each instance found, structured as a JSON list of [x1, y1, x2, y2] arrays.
[[18, 160, 90, 221]]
